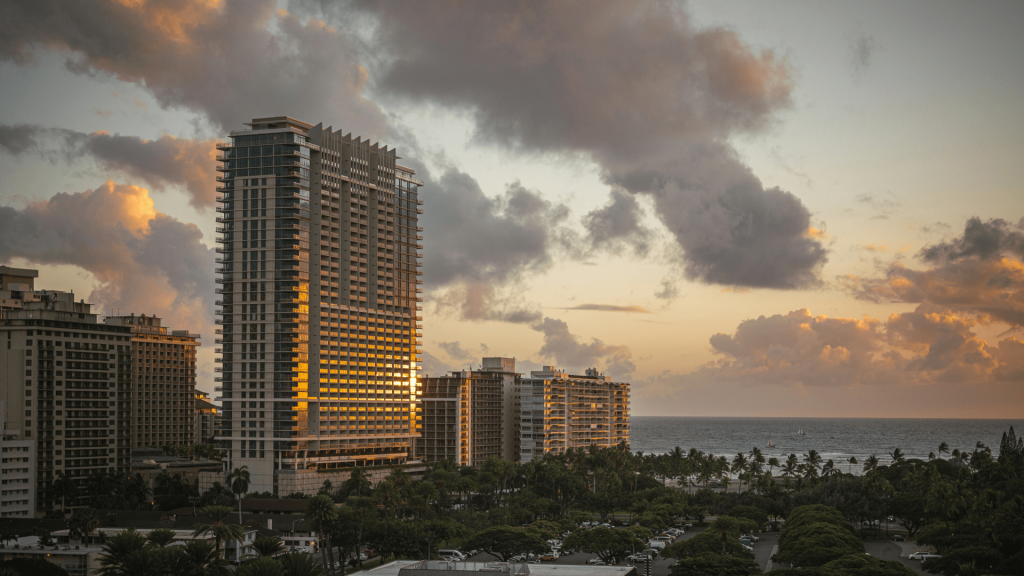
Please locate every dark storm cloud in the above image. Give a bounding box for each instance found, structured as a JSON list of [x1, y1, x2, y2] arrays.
[[919, 217, 1024, 262], [421, 169, 571, 287], [316, 0, 827, 289], [582, 189, 652, 258], [0, 181, 215, 333], [0, 123, 218, 209], [0, 0, 385, 136]]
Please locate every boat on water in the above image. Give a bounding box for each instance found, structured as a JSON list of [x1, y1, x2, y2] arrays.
[[767, 438, 775, 447], [797, 429, 805, 435]]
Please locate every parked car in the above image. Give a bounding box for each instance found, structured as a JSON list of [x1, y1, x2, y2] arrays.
[[647, 540, 667, 550], [587, 558, 606, 565], [893, 535, 905, 542], [908, 552, 932, 560], [919, 554, 942, 562], [741, 543, 754, 553], [540, 552, 559, 561], [628, 553, 653, 562], [438, 549, 466, 561]]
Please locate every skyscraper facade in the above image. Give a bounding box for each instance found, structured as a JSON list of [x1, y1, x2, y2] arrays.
[[215, 117, 423, 494]]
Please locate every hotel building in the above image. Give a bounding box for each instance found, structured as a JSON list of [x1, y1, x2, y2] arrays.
[[214, 117, 423, 494], [103, 314, 200, 449], [419, 357, 519, 466], [0, 267, 133, 515], [519, 367, 630, 463]]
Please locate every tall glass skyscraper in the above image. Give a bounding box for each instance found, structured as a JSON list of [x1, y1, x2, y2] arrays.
[[214, 117, 422, 494]]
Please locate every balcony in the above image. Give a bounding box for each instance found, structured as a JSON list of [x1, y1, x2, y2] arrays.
[[216, 142, 232, 151]]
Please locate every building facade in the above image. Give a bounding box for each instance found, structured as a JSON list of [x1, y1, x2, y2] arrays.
[[104, 314, 200, 449], [418, 358, 518, 467], [195, 390, 217, 444], [214, 116, 423, 494], [0, 273, 133, 515], [518, 367, 630, 463], [0, 401, 35, 517]]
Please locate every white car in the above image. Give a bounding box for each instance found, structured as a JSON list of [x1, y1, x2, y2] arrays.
[[587, 558, 606, 565], [628, 554, 653, 562], [740, 533, 759, 542], [741, 543, 753, 553], [907, 552, 933, 560], [919, 554, 941, 562]]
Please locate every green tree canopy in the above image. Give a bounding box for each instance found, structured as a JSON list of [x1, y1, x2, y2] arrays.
[[463, 526, 550, 562], [669, 553, 760, 576], [561, 526, 646, 565]]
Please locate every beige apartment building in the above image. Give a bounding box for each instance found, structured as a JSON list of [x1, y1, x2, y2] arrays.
[[214, 117, 423, 494], [519, 366, 630, 463], [419, 357, 519, 466], [0, 267, 133, 515], [103, 314, 200, 449]]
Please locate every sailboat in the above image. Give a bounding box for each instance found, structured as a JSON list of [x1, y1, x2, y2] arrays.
[[767, 438, 775, 447], [797, 429, 805, 435]]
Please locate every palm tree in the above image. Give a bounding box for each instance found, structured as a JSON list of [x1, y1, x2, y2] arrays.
[[146, 528, 176, 547], [192, 505, 243, 559], [863, 454, 880, 473], [229, 466, 251, 524], [848, 456, 858, 474], [938, 442, 950, 458], [731, 453, 748, 492], [51, 471, 79, 516], [179, 539, 231, 575], [343, 467, 371, 498], [238, 557, 286, 576], [305, 494, 338, 576], [279, 552, 326, 576], [890, 448, 905, 463], [929, 452, 936, 460], [253, 536, 285, 558], [803, 449, 823, 475], [97, 528, 148, 576], [822, 460, 836, 478], [767, 457, 780, 478]]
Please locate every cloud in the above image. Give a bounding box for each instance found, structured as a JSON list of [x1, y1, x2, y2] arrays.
[[849, 217, 1024, 328], [431, 283, 543, 325], [0, 181, 215, 337], [420, 350, 457, 378], [328, 0, 827, 289], [563, 304, 650, 313], [0, 0, 386, 136], [0, 124, 218, 208], [919, 217, 1024, 262], [849, 33, 879, 76], [582, 189, 652, 257], [855, 192, 900, 220], [675, 307, 1022, 389], [533, 317, 636, 378], [438, 341, 475, 363]]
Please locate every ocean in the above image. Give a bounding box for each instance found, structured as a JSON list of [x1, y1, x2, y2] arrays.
[[630, 417, 1024, 472]]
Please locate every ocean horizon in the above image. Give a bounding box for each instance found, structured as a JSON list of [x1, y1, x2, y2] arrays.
[[629, 416, 1024, 470]]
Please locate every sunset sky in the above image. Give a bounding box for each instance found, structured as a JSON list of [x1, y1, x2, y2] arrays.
[[0, 1, 1021, 418]]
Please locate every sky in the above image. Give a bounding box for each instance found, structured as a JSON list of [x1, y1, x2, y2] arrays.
[[0, 0, 1021, 418]]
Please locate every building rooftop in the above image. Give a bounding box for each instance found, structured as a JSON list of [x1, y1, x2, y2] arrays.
[[367, 561, 638, 575]]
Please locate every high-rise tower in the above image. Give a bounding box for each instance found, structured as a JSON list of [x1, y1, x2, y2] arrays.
[[214, 117, 423, 494]]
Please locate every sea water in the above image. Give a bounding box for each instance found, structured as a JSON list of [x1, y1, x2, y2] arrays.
[[630, 417, 1024, 472]]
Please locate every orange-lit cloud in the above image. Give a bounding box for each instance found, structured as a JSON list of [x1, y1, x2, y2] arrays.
[[666, 306, 1021, 390], [0, 181, 215, 336]]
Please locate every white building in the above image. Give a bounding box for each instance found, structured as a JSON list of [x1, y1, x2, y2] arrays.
[[0, 401, 35, 517]]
